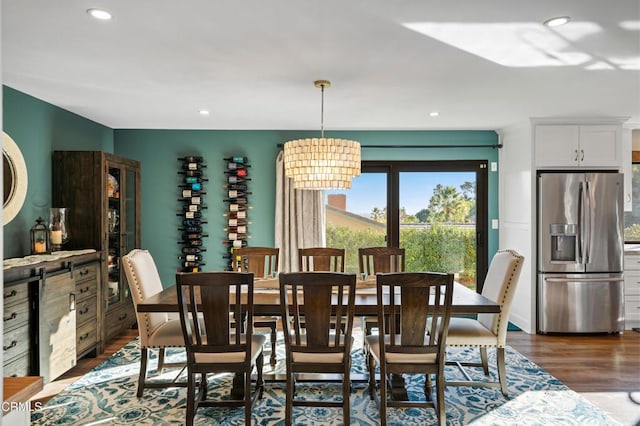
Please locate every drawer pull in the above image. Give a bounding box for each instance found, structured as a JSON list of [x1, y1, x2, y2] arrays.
[[118, 313, 128, 321], [79, 286, 90, 294], [79, 307, 90, 315], [4, 290, 17, 299], [3, 340, 17, 351], [3, 312, 17, 322], [79, 269, 89, 276], [79, 333, 90, 341]]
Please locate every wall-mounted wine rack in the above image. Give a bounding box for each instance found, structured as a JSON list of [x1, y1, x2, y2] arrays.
[[177, 156, 208, 272], [223, 156, 252, 270]]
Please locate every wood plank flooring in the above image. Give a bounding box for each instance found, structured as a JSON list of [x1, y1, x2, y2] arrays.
[[30, 329, 640, 405]]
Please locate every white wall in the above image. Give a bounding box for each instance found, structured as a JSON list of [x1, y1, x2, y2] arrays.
[[498, 122, 536, 333]]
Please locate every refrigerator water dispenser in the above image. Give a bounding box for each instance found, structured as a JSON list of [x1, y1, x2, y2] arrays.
[[550, 223, 577, 262]]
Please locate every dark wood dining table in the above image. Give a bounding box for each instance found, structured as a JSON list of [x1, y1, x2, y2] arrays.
[[137, 279, 500, 400]]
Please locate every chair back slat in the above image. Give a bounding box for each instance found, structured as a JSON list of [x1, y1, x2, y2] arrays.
[[358, 247, 405, 275], [233, 247, 279, 278], [279, 272, 356, 354], [376, 272, 453, 356], [176, 271, 254, 356], [298, 248, 345, 272]]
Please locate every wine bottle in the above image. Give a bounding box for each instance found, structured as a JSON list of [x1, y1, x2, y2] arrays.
[[178, 196, 202, 205], [178, 211, 202, 219], [227, 190, 252, 199], [224, 168, 248, 177], [227, 218, 251, 227], [180, 189, 206, 197], [228, 233, 252, 241], [223, 183, 248, 191], [178, 226, 203, 233], [226, 162, 251, 171], [181, 162, 207, 171], [223, 240, 248, 248], [185, 176, 208, 184], [223, 211, 248, 219], [182, 204, 207, 212], [182, 219, 207, 227], [182, 261, 204, 268], [178, 170, 204, 177], [179, 182, 203, 191], [178, 156, 204, 162], [179, 254, 203, 262], [182, 246, 206, 254], [223, 156, 249, 164], [223, 197, 247, 204], [227, 175, 251, 184], [229, 204, 252, 212], [179, 239, 203, 246], [182, 232, 209, 240], [224, 225, 247, 234]]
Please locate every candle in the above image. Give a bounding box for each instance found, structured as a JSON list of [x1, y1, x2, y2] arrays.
[[50, 230, 63, 245], [34, 240, 47, 253]]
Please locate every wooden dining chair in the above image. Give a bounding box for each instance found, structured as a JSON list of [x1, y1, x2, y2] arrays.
[[232, 247, 279, 365], [298, 247, 345, 272], [279, 272, 357, 426], [358, 247, 406, 351], [122, 249, 187, 397], [444, 249, 524, 396], [366, 272, 454, 426], [176, 271, 265, 426]]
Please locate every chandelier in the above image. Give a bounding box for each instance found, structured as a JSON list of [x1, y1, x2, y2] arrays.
[[283, 80, 361, 190]]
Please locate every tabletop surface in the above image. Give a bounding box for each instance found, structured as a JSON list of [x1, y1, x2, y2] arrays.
[[137, 278, 500, 315]]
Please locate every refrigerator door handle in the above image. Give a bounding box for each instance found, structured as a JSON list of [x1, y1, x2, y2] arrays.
[[544, 277, 624, 283], [577, 181, 584, 265], [585, 180, 592, 264]]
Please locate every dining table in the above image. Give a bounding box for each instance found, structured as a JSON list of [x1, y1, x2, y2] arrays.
[[136, 275, 500, 400]]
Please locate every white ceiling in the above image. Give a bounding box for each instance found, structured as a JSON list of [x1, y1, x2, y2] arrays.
[[2, 0, 640, 131]]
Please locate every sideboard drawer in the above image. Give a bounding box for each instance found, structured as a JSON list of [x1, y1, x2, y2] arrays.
[[3, 299, 30, 332], [76, 296, 98, 326], [3, 354, 30, 378], [3, 283, 29, 307], [76, 321, 98, 356], [3, 324, 30, 364]]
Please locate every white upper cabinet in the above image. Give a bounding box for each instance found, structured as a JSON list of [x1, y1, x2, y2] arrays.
[[535, 124, 620, 169]]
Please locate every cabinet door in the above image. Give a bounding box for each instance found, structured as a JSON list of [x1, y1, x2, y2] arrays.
[[39, 272, 77, 382], [535, 125, 580, 168], [579, 125, 620, 167]]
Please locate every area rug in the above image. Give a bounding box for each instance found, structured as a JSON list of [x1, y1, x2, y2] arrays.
[[32, 333, 620, 425]]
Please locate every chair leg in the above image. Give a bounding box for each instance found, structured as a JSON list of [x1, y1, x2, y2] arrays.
[[425, 373, 433, 399], [285, 368, 294, 426], [257, 351, 265, 399], [269, 322, 277, 366], [379, 371, 387, 426], [200, 373, 208, 401], [245, 370, 252, 426], [367, 353, 376, 400], [157, 348, 165, 373], [480, 347, 489, 375], [137, 347, 148, 397], [343, 363, 351, 425], [436, 370, 446, 426], [496, 347, 508, 396], [186, 371, 196, 426]]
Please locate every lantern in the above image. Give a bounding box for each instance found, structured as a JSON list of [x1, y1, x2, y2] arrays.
[[31, 217, 49, 254]]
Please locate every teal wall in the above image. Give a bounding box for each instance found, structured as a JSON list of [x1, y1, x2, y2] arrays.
[[3, 87, 499, 287], [2, 86, 114, 258]]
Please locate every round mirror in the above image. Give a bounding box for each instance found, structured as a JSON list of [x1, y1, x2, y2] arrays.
[[3, 131, 28, 225]]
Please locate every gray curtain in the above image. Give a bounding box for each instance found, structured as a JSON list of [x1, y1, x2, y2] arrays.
[[274, 151, 325, 272]]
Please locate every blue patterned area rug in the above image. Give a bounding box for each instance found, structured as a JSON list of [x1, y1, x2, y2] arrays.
[[32, 333, 619, 425]]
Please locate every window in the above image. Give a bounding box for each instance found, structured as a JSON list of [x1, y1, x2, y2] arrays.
[[326, 160, 488, 291]]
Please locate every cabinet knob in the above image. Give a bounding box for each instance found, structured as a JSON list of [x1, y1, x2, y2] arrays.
[[574, 149, 578, 162]]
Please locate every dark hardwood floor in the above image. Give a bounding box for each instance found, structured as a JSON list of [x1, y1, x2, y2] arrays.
[[31, 329, 640, 405]]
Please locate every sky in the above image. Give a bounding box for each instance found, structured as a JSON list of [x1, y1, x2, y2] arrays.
[[327, 171, 475, 218]]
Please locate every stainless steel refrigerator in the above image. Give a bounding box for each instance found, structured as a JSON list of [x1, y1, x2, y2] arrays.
[[537, 172, 624, 333]]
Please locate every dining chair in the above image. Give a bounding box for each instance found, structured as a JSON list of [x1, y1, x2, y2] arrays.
[[444, 249, 524, 396], [122, 249, 187, 397], [176, 271, 265, 426], [358, 247, 406, 351], [298, 247, 345, 272], [279, 271, 357, 426], [366, 272, 454, 426], [232, 246, 279, 365]]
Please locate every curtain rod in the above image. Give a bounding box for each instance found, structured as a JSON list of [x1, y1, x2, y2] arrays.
[[277, 143, 503, 149]]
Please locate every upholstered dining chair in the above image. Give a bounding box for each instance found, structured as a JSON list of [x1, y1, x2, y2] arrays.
[[298, 247, 345, 272], [444, 249, 524, 396], [366, 272, 454, 426], [358, 247, 406, 350], [232, 246, 280, 365], [279, 272, 357, 426], [122, 249, 186, 397], [176, 271, 265, 426]]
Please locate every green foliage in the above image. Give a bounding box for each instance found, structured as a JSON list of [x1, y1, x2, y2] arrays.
[[427, 184, 472, 223], [326, 223, 476, 285], [624, 224, 640, 241]]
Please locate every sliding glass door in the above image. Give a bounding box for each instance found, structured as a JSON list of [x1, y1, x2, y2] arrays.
[[326, 160, 488, 290]]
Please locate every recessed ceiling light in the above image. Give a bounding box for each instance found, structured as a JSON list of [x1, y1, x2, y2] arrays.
[[429, 111, 440, 117], [87, 8, 112, 20], [543, 16, 571, 27], [199, 110, 210, 116]]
